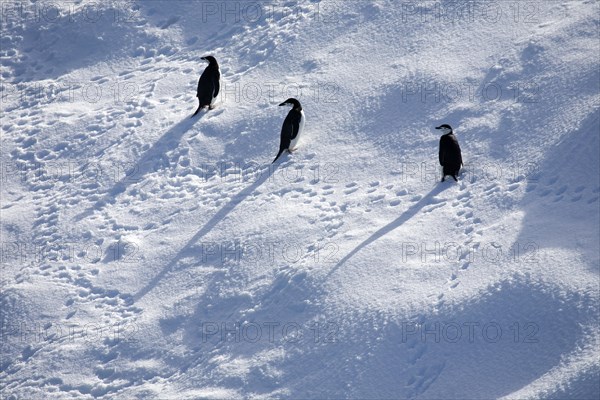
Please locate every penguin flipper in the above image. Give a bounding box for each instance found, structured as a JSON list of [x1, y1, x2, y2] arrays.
[[213, 73, 220, 98]]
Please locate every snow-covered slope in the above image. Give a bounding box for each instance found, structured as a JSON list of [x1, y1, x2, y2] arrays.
[[1, 1, 598, 398]]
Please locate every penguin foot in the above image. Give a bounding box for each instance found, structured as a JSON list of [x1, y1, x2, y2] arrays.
[[192, 104, 207, 117], [452, 175, 458, 182], [289, 147, 298, 153], [441, 176, 446, 182]]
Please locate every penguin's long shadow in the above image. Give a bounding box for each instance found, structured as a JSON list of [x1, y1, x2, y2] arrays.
[[133, 164, 276, 302], [74, 114, 203, 221], [326, 183, 451, 278]]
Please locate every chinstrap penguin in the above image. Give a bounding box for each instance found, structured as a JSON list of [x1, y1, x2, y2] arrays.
[[272, 98, 305, 164], [436, 124, 463, 182], [192, 55, 220, 117]]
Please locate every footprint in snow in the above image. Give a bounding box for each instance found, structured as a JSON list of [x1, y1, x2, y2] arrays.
[[507, 183, 520, 192], [555, 185, 568, 195], [343, 182, 359, 195]]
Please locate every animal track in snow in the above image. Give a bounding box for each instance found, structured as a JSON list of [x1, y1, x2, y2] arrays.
[[530, 175, 599, 206], [343, 182, 359, 195], [406, 362, 446, 397]]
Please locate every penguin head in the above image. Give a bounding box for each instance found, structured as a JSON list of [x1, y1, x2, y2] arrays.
[[435, 124, 453, 134], [279, 98, 302, 110], [201, 56, 218, 66]]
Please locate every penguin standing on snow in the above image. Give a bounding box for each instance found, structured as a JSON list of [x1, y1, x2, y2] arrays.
[[192, 55, 220, 117], [272, 98, 305, 163], [436, 124, 463, 182]]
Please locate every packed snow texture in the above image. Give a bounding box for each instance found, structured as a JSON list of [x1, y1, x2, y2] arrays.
[[1, 1, 599, 399]]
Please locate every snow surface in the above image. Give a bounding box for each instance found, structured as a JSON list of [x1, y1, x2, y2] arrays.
[[1, 0, 599, 399]]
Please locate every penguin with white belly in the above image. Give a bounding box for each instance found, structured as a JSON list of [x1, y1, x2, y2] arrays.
[[272, 98, 305, 163]]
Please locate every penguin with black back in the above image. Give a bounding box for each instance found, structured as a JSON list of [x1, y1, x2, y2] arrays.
[[192, 55, 220, 117], [436, 124, 463, 182], [272, 98, 305, 164]]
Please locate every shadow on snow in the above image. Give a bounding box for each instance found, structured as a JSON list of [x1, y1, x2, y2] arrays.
[[326, 183, 451, 278], [133, 164, 277, 301], [74, 114, 204, 221]]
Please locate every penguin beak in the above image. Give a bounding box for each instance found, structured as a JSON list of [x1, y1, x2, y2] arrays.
[[278, 102, 287, 106], [435, 126, 442, 129]]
